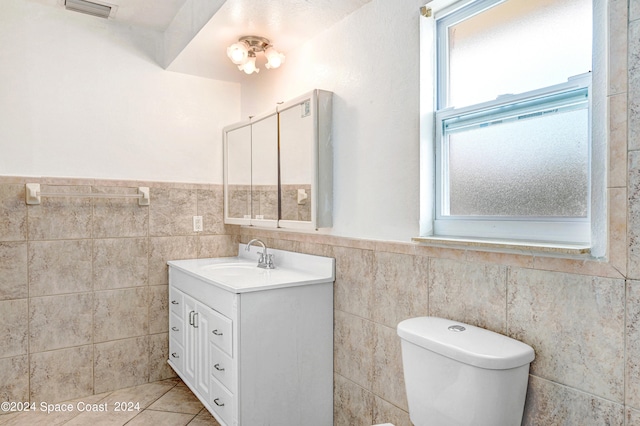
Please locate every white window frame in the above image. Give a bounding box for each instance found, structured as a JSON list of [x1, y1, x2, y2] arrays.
[[435, 75, 592, 243], [419, 0, 607, 256]]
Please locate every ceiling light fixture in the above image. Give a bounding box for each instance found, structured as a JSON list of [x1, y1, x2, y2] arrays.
[[226, 36, 285, 75]]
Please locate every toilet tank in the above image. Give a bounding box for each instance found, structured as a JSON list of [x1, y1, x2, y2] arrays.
[[397, 317, 535, 426]]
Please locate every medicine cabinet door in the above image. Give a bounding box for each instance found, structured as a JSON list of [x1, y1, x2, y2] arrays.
[[278, 90, 333, 229], [279, 99, 313, 224], [223, 122, 252, 225], [250, 112, 279, 227]]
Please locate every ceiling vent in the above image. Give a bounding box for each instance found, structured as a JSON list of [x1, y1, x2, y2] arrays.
[[64, 0, 113, 19]]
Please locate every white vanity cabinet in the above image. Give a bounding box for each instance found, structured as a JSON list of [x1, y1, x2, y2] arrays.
[[167, 246, 334, 426]]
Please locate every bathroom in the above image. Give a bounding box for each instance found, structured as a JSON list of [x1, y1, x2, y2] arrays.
[[0, 0, 638, 424]]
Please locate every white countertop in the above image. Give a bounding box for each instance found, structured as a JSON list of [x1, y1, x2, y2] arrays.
[[167, 244, 335, 293]]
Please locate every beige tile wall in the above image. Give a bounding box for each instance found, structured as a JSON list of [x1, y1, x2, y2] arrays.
[[0, 178, 237, 405], [232, 224, 634, 425]]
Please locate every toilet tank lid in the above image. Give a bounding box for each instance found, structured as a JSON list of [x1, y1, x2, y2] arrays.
[[397, 317, 535, 370]]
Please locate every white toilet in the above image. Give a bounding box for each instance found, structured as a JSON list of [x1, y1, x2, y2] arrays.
[[397, 317, 535, 426]]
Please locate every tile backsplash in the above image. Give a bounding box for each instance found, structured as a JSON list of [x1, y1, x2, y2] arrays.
[[0, 178, 237, 404], [233, 229, 634, 426]]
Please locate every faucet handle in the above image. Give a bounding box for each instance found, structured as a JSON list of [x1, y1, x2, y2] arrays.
[[257, 251, 265, 264], [264, 253, 275, 269]]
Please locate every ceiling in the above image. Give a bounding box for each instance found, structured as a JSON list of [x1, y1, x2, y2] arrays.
[[30, 0, 372, 82], [28, 0, 189, 31]]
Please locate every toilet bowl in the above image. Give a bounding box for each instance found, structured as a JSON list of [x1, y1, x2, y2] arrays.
[[397, 317, 535, 426]]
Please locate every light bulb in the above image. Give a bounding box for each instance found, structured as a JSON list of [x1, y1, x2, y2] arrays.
[[264, 47, 285, 69], [227, 42, 249, 65], [239, 56, 259, 74]]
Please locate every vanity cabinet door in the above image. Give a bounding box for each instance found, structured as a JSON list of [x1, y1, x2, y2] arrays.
[[173, 293, 227, 407], [183, 294, 198, 385], [195, 302, 215, 401]]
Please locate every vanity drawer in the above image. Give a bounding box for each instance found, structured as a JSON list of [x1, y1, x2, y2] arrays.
[[169, 267, 236, 318], [169, 313, 184, 346], [168, 340, 183, 373], [169, 287, 183, 316], [210, 376, 235, 426], [209, 310, 233, 357], [210, 342, 235, 393]]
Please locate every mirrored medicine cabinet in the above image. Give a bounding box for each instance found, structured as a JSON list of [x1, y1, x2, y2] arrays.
[[223, 89, 333, 230]]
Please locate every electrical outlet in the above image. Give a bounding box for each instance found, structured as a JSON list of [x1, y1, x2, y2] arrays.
[[193, 216, 203, 232]]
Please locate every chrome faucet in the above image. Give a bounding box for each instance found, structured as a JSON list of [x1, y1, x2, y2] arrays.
[[245, 239, 275, 269]]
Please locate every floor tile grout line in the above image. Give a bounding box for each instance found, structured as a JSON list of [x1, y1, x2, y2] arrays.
[[3, 378, 209, 426], [63, 378, 180, 425]]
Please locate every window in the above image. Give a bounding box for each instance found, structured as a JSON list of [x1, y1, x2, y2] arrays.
[[423, 0, 598, 247]]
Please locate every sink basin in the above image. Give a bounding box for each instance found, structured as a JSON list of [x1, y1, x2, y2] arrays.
[[203, 263, 257, 271], [202, 263, 263, 277]]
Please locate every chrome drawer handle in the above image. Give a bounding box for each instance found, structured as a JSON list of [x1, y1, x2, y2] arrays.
[[171, 352, 179, 358], [212, 329, 223, 336], [171, 300, 179, 305], [214, 363, 225, 371], [213, 398, 225, 407], [171, 326, 179, 332]]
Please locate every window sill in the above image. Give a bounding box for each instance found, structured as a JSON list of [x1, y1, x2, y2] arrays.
[[412, 236, 591, 256]]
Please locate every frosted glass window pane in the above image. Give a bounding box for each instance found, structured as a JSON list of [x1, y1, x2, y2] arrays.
[[446, 0, 592, 108], [446, 108, 589, 217]]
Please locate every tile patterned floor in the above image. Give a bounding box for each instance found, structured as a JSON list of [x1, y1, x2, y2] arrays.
[[0, 378, 221, 426]]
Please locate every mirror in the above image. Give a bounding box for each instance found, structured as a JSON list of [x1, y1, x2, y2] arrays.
[[224, 122, 251, 224], [278, 90, 333, 229], [250, 113, 279, 225], [279, 99, 314, 222]]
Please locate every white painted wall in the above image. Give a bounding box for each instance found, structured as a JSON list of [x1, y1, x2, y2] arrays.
[[241, 0, 424, 241], [2, 0, 423, 241], [0, 0, 239, 184]]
